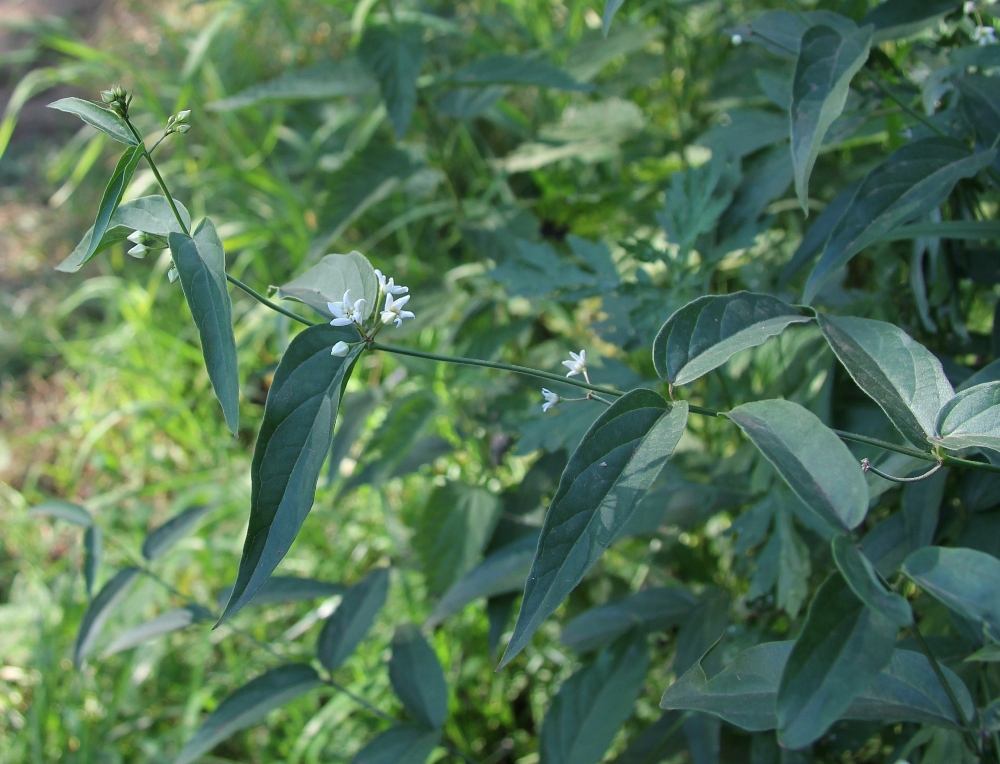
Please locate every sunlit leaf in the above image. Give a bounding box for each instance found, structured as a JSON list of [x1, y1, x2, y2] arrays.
[[142, 504, 214, 561], [48, 97, 138, 145], [389, 624, 448, 729], [351, 725, 440, 764], [30, 500, 92, 527], [277, 251, 379, 320], [935, 381, 1000, 452], [317, 567, 390, 671], [903, 546, 1000, 640], [358, 25, 426, 139], [831, 535, 913, 626], [75, 567, 140, 667]]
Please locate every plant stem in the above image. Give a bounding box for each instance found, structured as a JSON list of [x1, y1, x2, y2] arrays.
[[122, 115, 190, 236], [861, 68, 945, 138], [225, 274, 316, 326], [910, 622, 980, 752]]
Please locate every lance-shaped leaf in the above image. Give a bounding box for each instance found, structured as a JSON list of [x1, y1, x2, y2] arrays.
[[83, 525, 101, 598], [102, 605, 211, 657], [602, 0, 626, 37], [174, 664, 322, 764], [448, 54, 591, 91], [804, 138, 996, 302], [831, 535, 912, 626], [169, 218, 240, 436], [499, 394, 689, 668], [317, 567, 390, 671], [142, 504, 214, 560], [935, 381, 1000, 452], [358, 25, 426, 140], [903, 546, 1000, 640], [780, 179, 861, 283], [727, 399, 868, 532], [561, 587, 696, 653], [219, 325, 363, 623], [389, 624, 449, 729], [614, 712, 686, 764], [818, 314, 954, 447], [217, 576, 344, 610], [75, 567, 140, 666], [652, 293, 811, 386], [790, 24, 872, 211], [30, 500, 92, 527], [540, 631, 649, 764], [351, 725, 440, 764], [277, 251, 378, 321], [777, 573, 899, 749], [48, 97, 138, 146]]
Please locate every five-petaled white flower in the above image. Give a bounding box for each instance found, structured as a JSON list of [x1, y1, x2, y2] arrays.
[[375, 269, 408, 296], [562, 349, 587, 378], [331, 341, 351, 357], [328, 290, 366, 328], [974, 25, 998, 44], [541, 389, 560, 412], [381, 293, 415, 328]]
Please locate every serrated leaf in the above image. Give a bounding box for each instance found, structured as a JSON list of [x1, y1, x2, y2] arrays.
[[935, 381, 1000, 451], [777, 573, 899, 748], [29, 500, 92, 527], [540, 631, 649, 764], [561, 587, 696, 653], [277, 252, 379, 320], [804, 138, 996, 302], [652, 292, 811, 386], [75, 567, 140, 666], [217, 576, 344, 610], [102, 606, 210, 657], [448, 54, 591, 91], [219, 325, 363, 623], [83, 525, 101, 598], [389, 624, 448, 729], [207, 60, 377, 111], [831, 536, 913, 626], [727, 399, 868, 532], [142, 504, 214, 561], [48, 97, 138, 146], [317, 567, 389, 671], [351, 725, 440, 764], [358, 25, 425, 139], [818, 314, 954, 447], [500, 394, 688, 668], [169, 218, 240, 436], [790, 24, 872, 211], [903, 546, 1000, 640], [174, 664, 322, 764], [655, 157, 737, 256]]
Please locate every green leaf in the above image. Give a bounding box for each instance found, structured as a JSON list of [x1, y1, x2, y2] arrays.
[[877, 220, 1000, 242], [936, 381, 1000, 451], [903, 468, 946, 547], [414, 483, 501, 596], [697, 109, 789, 160], [804, 138, 996, 302], [219, 325, 363, 623], [102, 606, 210, 658], [903, 546, 1000, 640], [75, 567, 140, 667], [966, 642, 1000, 662], [540, 631, 650, 764], [351, 725, 440, 764], [500, 394, 689, 668], [774, 499, 811, 618], [831, 536, 913, 626], [317, 567, 389, 671], [733, 11, 858, 58], [358, 25, 426, 139], [277, 251, 379, 320], [957, 74, 1000, 150], [818, 314, 954, 447], [217, 576, 344, 610], [780, 179, 861, 284], [29, 500, 92, 527], [425, 533, 538, 628], [328, 389, 381, 484], [169, 217, 241, 437], [602, 0, 626, 37], [487, 593, 516, 658], [862, 0, 962, 42], [174, 664, 322, 764], [655, 156, 737, 256], [613, 712, 686, 764], [674, 589, 731, 677], [448, 54, 591, 91], [777, 573, 899, 749], [142, 504, 213, 561], [83, 525, 101, 598], [207, 60, 377, 111], [389, 624, 449, 729], [790, 24, 872, 211], [47, 97, 138, 146], [652, 292, 811, 386], [561, 587, 696, 653], [727, 399, 868, 532]]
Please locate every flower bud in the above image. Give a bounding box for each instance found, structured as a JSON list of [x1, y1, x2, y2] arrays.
[[100, 90, 115, 104], [127, 230, 147, 245], [175, 123, 191, 133], [168, 267, 179, 283], [175, 110, 191, 123], [331, 341, 351, 357], [128, 243, 148, 258]]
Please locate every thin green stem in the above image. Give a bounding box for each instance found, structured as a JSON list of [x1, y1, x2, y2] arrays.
[[121, 115, 189, 236], [910, 623, 980, 752], [225, 274, 316, 326], [861, 458, 943, 483], [861, 68, 945, 138]]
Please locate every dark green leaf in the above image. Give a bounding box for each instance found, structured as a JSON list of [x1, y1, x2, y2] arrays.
[[328, 389, 381, 486], [903, 546, 1000, 640], [957, 74, 1000, 151], [47, 97, 138, 145], [790, 24, 872, 211], [351, 725, 440, 764], [169, 218, 240, 436], [966, 642, 1000, 662], [487, 593, 516, 658], [774, 500, 811, 618], [540, 631, 649, 764], [682, 713, 721, 764], [75, 567, 140, 667], [414, 482, 501, 596], [277, 252, 379, 320], [142, 504, 213, 561], [30, 500, 92, 527], [780, 179, 861, 284], [217, 576, 344, 610], [903, 468, 946, 546], [602, 0, 627, 37], [727, 399, 868, 532], [358, 25, 426, 139], [207, 60, 377, 111], [877, 220, 1000, 242], [831, 536, 913, 626], [818, 314, 954, 447], [83, 525, 101, 598], [613, 711, 686, 764], [500, 394, 689, 668], [860, 513, 911, 577], [389, 624, 448, 729], [174, 664, 322, 764], [734, 10, 858, 57], [448, 54, 591, 91], [936, 381, 1000, 451], [805, 138, 996, 302], [697, 109, 789, 160], [652, 292, 811, 386], [102, 606, 210, 657], [317, 567, 390, 671], [862, 0, 961, 42], [674, 589, 731, 676], [561, 587, 696, 653], [777, 573, 899, 748], [655, 157, 737, 256], [219, 325, 363, 623]]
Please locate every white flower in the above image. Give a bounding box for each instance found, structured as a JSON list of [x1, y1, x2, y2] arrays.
[[731, 33, 743, 45], [331, 341, 350, 357], [127, 243, 148, 257], [127, 230, 147, 244], [327, 289, 366, 328], [375, 268, 408, 296], [966, 1, 977, 13], [562, 349, 587, 378], [380, 293, 415, 328], [541, 388, 560, 412], [974, 25, 997, 44]]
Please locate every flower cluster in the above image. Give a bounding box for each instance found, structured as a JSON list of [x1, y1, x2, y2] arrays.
[[100, 85, 131, 118], [327, 269, 414, 355], [540, 349, 590, 412], [166, 110, 192, 135], [966, 1, 998, 45]]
